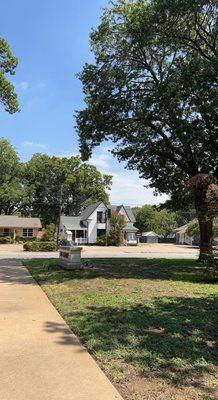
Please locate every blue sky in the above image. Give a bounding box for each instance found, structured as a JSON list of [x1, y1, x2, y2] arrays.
[[1, 0, 167, 206]]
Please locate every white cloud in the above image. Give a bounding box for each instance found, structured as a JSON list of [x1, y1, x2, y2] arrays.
[[88, 147, 168, 206], [15, 81, 29, 91], [89, 152, 111, 170], [107, 170, 168, 206], [22, 141, 47, 150], [38, 81, 46, 88]]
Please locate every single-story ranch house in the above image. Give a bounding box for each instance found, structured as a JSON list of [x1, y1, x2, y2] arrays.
[[60, 201, 138, 245], [0, 216, 42, 240]]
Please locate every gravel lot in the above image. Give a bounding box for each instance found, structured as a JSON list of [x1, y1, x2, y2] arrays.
[[0, 243, 199, 259]]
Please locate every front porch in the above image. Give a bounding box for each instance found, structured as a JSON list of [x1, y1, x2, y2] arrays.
[[124, 227, 138, 246], [69, 229, 88, 245]]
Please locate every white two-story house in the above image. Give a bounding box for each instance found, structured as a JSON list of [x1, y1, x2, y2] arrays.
[[60, 201, 138, 245]]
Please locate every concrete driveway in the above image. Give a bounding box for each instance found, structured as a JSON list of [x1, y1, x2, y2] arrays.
[[0, 259, 123, 400], [0, 243, 199, 259]]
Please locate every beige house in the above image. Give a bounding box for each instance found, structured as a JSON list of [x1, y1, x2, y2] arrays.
[[175, 223, 193, 245], [0, 216, 42, 240]]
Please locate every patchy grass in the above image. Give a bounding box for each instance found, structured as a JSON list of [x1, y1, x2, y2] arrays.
[[24, 258, 218, 400]]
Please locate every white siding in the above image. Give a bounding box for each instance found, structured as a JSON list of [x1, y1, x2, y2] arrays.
[[88, 203, 107, 243]]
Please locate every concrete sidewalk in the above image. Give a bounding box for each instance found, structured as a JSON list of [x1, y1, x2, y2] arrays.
[[0, 260, 123, 400]]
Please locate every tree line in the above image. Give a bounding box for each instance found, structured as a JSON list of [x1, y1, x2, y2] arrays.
[[0, 138, 112, 226]]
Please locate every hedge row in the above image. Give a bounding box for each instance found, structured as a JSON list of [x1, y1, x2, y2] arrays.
[[15, 237, 37, 243], [0, 236, 12, 244], [23, 241, 56, 252]]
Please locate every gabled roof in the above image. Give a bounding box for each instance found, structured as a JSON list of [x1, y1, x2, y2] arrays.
[[109, 204, 136, 223], [80, 201, 107, 221], [142, 231, 159, 237], [0, 216, 41, 229], [122, 206, 136, 223], [61, 216, 87, 230], [174, 219, 197, 233]]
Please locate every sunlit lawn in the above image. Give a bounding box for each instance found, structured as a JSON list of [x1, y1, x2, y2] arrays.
[[24, 258, 218, 400]]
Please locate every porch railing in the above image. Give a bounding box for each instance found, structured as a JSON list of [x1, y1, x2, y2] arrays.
[[75, 237, 88, 245]]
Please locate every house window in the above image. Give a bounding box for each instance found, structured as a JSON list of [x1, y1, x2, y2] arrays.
[[23, 228, 33, 237], [3, 228, 10, 237], [97, 211, 106, 223], [126, 232, 136, 241], [76, 230, 85, 238], [97, 229, 106, 237]]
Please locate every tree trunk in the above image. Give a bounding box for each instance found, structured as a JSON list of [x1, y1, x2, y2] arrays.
[[198, 217, 213, 262], [188, 174, 217, 280]]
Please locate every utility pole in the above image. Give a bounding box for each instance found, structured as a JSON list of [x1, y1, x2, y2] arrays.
[[56, 184, 64, 250], [105, 209, 108, 247]]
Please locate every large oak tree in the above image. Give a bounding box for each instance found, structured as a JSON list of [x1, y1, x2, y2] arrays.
[[0, 139, 112, 226], [24, 153, 112, 226], [0, 37, 19, 114], [0, 139, 26, 215], [76, 0, 218, 264]]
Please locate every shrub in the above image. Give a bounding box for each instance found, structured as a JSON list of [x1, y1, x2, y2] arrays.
[[0, 236, 11, 244], [41, 223, 56, 241], [96, 235, 106, 246], [108, 231, 120, 246], [24, 241, 56, 252], [15, 236, 37, 243]]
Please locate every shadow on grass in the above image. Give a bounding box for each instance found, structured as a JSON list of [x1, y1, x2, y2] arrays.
[[25, 258, 209, 285], [46, 295, 217, 392]]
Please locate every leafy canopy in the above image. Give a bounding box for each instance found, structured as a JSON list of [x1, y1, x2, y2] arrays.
[[76, 0, 218, 200], [24, 153, 112, 226], [133, 204, 177, 235], [0, 139, 112, 226], [0, 138, 26, 215], [0, 38, 19, 114]]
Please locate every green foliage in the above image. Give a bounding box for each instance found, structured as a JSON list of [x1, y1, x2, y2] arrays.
[[0, 236, 11, 244], [77, 0, 217, 196], [187, 220, 218, 238], [24, 153, 112, 225], [133, 204, 177, 235], [187, 222, 200, 237], [23, 241, 56, 252], [96, 235, 106, 246], [0, 139, 112, 225], [41, 223, 56, 241], [0, 37, 19, 114], [108, 211, 126, 246], [15, 236, 37, 243], [76, 0, 218, 260], [0, 138, 26, 215]]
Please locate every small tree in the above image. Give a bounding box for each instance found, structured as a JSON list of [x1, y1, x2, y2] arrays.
[[41, 223, 56, 241], [108, 211, 126, 246]]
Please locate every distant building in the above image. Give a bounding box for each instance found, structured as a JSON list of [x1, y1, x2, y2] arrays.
[[140, 231, 159, 243], [60, 201, 138, 245], [0, 215, 41, 240], [175, 220, 199, 245]]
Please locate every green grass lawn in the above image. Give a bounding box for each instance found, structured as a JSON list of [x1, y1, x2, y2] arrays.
[[24, 258, 218, 400]]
